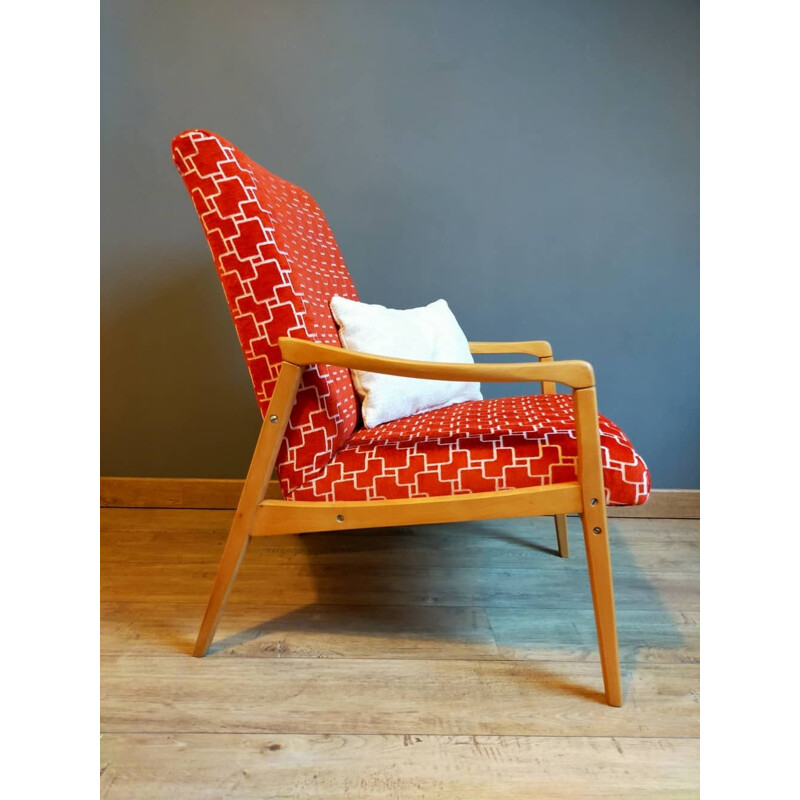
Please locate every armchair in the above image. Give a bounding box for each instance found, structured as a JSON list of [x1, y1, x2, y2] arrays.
[[172, 130, 651, 707]]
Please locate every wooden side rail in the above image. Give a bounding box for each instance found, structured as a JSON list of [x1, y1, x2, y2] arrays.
[[469, 340, 553, 359], [252, 482, 582, 536], [278, 337, 594, 389], [469, 340, 556, 394]]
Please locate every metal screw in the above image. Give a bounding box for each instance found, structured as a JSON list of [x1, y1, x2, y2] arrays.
[[590, 498, 598, 506], [592, 526, 602, 535], [336, 514, 345, 523], [269, 415, 279, 423]]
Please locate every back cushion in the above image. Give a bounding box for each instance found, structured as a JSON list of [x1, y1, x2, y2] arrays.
[[172, 129, 359, 496]]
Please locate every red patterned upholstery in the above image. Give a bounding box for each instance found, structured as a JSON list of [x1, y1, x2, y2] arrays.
[[172, 130, 651, 506], [289, 394, 649, 505], [172, 130, 359, 496]]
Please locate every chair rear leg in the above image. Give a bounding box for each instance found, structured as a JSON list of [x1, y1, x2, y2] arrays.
[[554, 514, 569, 557]]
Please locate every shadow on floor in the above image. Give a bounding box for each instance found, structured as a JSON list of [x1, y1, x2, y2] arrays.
[[198, 514, 697, 694]]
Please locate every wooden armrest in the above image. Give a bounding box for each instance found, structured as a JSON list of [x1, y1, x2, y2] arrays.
[[278, 337, 594, 389], [469, 340, 553, 359]]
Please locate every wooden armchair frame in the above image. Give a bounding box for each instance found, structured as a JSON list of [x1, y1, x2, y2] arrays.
[[194, 337, 623, 707]]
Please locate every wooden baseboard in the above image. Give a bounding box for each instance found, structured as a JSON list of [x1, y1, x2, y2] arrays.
[[100, 477, 249, 510], [100, 477, 698, 519], [604, 489, 699, 519]]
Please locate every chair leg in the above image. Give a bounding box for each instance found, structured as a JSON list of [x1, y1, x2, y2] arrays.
[[554, 514, 569, 557], [573, 386, 622, 706], [193, 525, 250, 657], [580, 507, 622, 706], [193, 362, 303, 657]]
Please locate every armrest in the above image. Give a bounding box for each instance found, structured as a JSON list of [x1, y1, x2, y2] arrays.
[[469, 340, 553, 359], [278, 337, 594, 389]]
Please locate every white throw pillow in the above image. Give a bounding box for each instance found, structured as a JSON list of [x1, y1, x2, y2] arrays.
[[330, 296, 483, 428]]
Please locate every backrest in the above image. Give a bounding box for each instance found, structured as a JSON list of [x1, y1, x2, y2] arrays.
[[171, 129, 359, 496]]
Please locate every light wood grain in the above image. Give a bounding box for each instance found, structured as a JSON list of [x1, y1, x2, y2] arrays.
[[169, 340, 609, 661], [610, 489, 699, 519], [469, 340, 553, 358], [100, 655, 698, 737], [573, 386, 621, 704], [100, 508, 699, 796], [100, 515, 700, 573], [101, 516, 698, 662], [100, 733, 700, 800], [99, 508, 699, 541], [100, 478, 698, 517], [469, 339, 556, 393], [99, 477, 259, 509], [538, 353, 557, 394], [279, 336, 595, 388], [254, 482, 581, 535], [554, 513, 569, 557], [101, 559, 699, 610], [193, 362, 302, 657], [487, 608, 700, 664], [100, 514, 699, 619], [101, 602, 699, 663], [101, 602, 500, 660]]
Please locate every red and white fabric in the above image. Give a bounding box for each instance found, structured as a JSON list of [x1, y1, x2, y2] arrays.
[[172, 129, 359, 496], [289, 394, 649, 505], [172, 129, 651, 506]]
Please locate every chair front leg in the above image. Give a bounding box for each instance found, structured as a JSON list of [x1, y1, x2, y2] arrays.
[[573, 387, 623, 707], [193, 362, 303, 657], [192, 516, 252, 657]]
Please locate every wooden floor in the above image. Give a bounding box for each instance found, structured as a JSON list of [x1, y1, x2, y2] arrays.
[[101, 509, 700, 799]]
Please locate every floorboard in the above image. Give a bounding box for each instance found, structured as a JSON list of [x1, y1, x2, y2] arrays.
[[101, 509, 699, 797], [101, 734, 699, 800], [101, 655, 698, 737]]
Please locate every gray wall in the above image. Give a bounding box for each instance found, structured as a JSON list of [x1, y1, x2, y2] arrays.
[[101, 0, 699, 487]]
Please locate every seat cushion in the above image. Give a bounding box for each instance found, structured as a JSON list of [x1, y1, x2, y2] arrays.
[[287, 394, 650, 506]]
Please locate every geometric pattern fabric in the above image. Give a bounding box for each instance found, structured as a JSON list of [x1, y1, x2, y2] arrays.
[[289, 394, 650, 505], [172, 129, 359, 496], [172, 130, 651, 506]]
